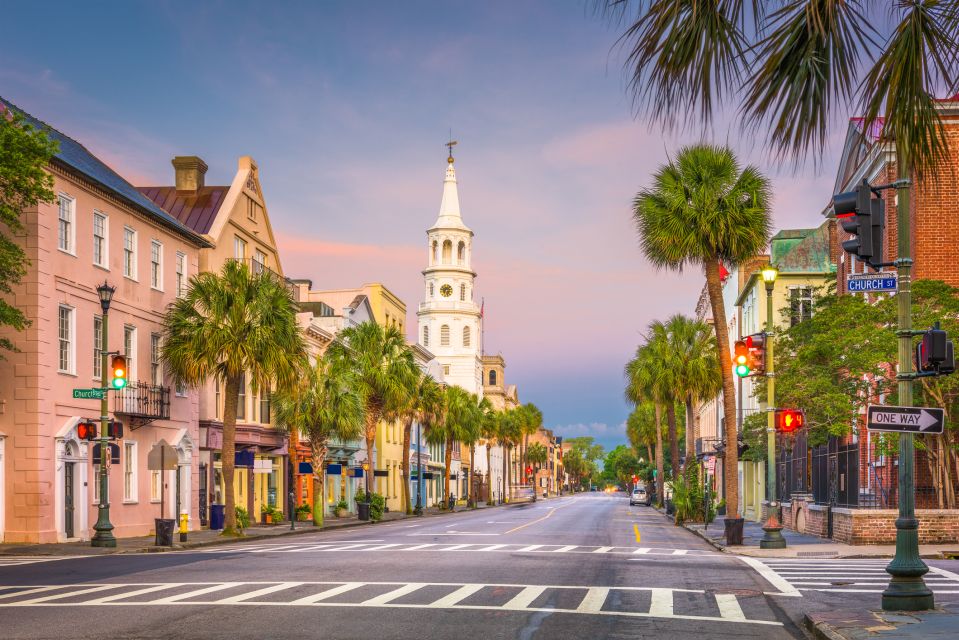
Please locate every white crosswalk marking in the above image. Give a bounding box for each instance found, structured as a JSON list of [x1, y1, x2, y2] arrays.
[[516, 544, 543, 552], [553, 545, 578, 553], [196, 541, 716, 557], [0, 556, 90, 567], [592, 547, 613, 554], [748, 559, 959, 595], [0, 581, 782, 625]]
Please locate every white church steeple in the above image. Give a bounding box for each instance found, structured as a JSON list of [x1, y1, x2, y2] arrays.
[[417, 145, 483, 396]]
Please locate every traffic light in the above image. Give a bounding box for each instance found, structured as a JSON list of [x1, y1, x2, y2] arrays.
[[107, 421, 124, 439], [76, 421, 98, 441], [746, 333, 766, 376], [834, 179, 884, 268], [916, 323, 956, 376], [110, 355, 127, 389], [733, 340, 750, 377], [631, 474, 638, 484], [776, 409, 805, 434]]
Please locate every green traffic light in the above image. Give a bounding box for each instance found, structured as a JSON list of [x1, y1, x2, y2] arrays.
[[112, 377, 126, 389], [735, 364, 750, 377]]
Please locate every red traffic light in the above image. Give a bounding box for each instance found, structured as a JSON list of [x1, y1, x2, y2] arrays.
[[776, 409, 805, 433], [76, 421, 98, 440]]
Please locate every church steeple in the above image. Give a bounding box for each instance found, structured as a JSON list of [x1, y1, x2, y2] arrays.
[[433, 140, 470, 232]]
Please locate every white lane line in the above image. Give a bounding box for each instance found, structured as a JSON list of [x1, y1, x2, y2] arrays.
[[89, 584, 183, 604], [401, 544, 437, 551], [250, 545, 302, 553], [359, 544, 402, 552], [929, 566, 959, 581], [502, 586, 547, 610], [294, 545, 336, 552], [0, 586, 62, 601], [648, 588, 673, 617], [477, 544, 507, 552], [429, 584, 484, 607], [440, 544, 475, 552], [16, 584, 119, 604], [320, 543, 371, 552], [671, 550, 688, 556], [408, 533, 499, 536], [633, 548, 650, 555], [152, 583, 238, 604], [517, 545, 543, 552], [553, 545, 577, 553], [288, 583, 365, 605], [738, 557, 802, 597], [217, 582, 303, 604], [715, 593, 746, 622], [576, 587, 609, 613], [360, 583, 426, 605], [592, 547, 613, 554]]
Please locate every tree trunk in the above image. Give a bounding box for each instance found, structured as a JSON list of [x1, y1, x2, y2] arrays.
[[402, 418, 413, 514], [487, 442, 494, 505], [444, 435, 453, 505], [523, 433, 529, 483], [469, 445, 475, 507], [502, 445, 509, 503], [310, 442, 328, 526], [704, 259, 739, 519], [685, 395, 696, 465], [221, 374, 242, 535], [667, 402, 680, 475], [646, 445, 653, 466], [654, 402, 664, 507], [364, 408, 380, 496]]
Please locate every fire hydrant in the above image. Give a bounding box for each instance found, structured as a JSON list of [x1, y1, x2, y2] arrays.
[[179, 512, 188, 543]]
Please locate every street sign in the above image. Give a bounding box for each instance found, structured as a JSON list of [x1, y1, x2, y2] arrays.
[[866, 405, 944, 434], [73, 388, 105, 400], [847, 273, 897, 293]]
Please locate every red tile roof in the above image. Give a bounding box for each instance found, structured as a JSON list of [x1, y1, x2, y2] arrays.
[[137, 186, 229, 235]]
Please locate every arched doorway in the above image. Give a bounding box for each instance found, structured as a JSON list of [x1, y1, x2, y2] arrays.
[[172, 429, 194, 530], [55, 418, 90, 541]]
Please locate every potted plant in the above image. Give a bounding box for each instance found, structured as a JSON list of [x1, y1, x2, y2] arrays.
[[333, 500, 348, 518], [260, 504, 271, 524], [296, 504, 312, 522], [235, 506, 250, 532], [717, 499, 727, 516]]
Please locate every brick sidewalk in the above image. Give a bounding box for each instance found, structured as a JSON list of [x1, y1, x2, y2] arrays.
[[806, 604, 959, 639]]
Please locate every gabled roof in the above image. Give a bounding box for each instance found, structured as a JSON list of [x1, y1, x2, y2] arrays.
[[138, 185, 229, 234], [0, 97, 211, 248]]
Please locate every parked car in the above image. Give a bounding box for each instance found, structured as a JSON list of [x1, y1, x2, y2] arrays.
[[629, 486, 650, 506]]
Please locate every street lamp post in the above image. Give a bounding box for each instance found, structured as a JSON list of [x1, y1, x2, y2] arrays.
[[759, 266, 786, 549], [414, 421, 423, 515], [91, 282, 117, 548]]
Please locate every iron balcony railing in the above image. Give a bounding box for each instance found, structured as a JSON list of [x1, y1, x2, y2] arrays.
[[114, 382, 171, 421]]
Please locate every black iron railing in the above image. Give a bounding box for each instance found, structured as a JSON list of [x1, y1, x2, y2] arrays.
[[114, 382, 171, 420]]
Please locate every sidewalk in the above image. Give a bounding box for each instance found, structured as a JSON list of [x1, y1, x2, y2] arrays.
[[0, 498, 526, 556], [806, 603, 959, 639], [678, 514, 959, 559]]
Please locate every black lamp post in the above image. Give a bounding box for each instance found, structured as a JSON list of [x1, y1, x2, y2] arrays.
[[414, 421, 423, 515], [91, 281, 117, 548]]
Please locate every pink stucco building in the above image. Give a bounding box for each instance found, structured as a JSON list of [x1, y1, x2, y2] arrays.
[[0, 98, 210, 543]]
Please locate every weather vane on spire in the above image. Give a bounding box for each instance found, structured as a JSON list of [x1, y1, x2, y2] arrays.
[[446, 131, 457, 163]]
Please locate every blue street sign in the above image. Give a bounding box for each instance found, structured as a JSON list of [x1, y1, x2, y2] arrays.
[[847, 273, 898, 293]]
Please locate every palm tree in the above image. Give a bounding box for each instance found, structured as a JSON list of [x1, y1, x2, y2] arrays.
[[665, 314, 721, 464], [646, 320, 683, 474], [626, 402, 657, 464], [497, 409, 521, 502], [162, 260, 306, 535], [633, 144, 770, 518], [527, 442, 548, 492], [480, 401, 500, 505], [518, 403, 543, 484], [463, 395, 489, 508], [396, 372, 443, 514], [625, 337, 675, 506], [272, 356, 363, 526], [326, 321, 417, 497], [431, 386, 477, 505]]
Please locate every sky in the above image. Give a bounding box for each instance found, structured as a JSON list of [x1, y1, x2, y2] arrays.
[[0, 1, 844, 452]]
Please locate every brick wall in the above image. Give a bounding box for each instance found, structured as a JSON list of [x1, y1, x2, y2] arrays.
[[831, 508, 959, 544]]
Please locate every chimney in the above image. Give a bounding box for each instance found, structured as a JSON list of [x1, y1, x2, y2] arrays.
[[172, 156, 208, 193]]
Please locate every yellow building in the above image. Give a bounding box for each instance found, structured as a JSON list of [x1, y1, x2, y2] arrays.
[[139, 156, 287, 525]]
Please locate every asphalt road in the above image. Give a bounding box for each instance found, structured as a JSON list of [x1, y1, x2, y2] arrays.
[[1, 492, 958, 639]]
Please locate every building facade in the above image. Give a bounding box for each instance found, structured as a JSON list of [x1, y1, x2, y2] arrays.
[[0, 100, 209, 542]]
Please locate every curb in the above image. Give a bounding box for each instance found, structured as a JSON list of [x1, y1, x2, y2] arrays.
[[803, 614, 847, 640]]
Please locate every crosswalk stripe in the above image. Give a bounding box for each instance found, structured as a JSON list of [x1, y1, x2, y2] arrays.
[[649, 588, 673, 617], [553, 545, 577, 553], [16, 585, 117, 605], [88, 584, 183, 604], [216, 583, 302, 603], [360, 583, 426, 605], [633, 548, 650, 554], [429, 584, 484, 607], [320, 544, 370, 552], [502, 586, 547, 610], [289, 583, 365, 605], [401, 544, 436, 551], [477, 544, 507, 552], [576, 587, 609, 613], [517, 545, 543, 552], [359, 544, 402, 551], [250, 545, 301, 553], [440, 544, 474, 552], [0, 586, 62, 601], [592, 547, 613, 554], [671, 550, 688, 556], [152, 583, 238, 603], [715, 593, 746, 621]]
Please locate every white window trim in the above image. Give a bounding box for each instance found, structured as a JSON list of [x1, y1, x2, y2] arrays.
[[123, 441, 138, 504], [175, 251, 188, 298], [234, 235, 247, 261], [124, 325, 138, 381], [93, 314, 103, 382], [150, 333, 162, 387], [57, 304, 76, 375], [150, 469, 162, 503], [92, 210, 109, 269], [150, 240, 164, 291], [57, 193, 76, 256], [123, 226, 138, 281]]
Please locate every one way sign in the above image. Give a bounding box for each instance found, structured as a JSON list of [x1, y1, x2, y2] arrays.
[[866, 405, 945, 435]]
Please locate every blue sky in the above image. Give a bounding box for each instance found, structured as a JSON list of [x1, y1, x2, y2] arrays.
[[1, 1, 841, 452]]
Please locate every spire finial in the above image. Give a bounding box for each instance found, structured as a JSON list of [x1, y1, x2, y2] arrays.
[[446, 131, 457, 164]]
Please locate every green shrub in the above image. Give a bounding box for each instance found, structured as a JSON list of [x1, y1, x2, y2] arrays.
[[369, 492, 386, 522], [296, 503, 311, 515], [336, 499, 348, 511], [235, 506, 251, 530]]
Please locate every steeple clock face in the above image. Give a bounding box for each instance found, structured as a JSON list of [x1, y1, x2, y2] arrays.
[[440, 284, 453, 298]]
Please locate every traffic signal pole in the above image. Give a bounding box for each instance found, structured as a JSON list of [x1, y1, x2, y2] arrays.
[[760, 274, 785, 549], [91, 307, 116, 547], [882, 173, 933, 611]]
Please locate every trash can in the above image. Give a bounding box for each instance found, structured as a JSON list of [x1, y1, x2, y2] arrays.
[[210, 504, 225, 530], [357, 501, 371, 521], [155, 518, 176, 546]]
